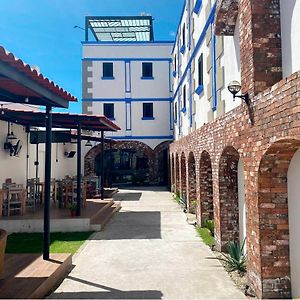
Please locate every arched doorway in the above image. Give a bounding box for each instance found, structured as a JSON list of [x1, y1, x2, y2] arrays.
[[180, 152, 187, 201], [187, 152, 196, 213], [218, 146, 240, 250], [175, 153, 180, 193], [258, 139, 300, 298], [199, 151, 213, 226]]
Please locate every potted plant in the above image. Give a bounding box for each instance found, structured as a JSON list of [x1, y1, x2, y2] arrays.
[[0, 229, 7, 275], [67, 203, 77, 217]]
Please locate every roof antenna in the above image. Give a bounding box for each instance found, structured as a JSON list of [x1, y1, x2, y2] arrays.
[[74, 25, 84, 31]]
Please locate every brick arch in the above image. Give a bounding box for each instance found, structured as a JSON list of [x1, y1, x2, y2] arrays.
[[199, 150, 214, 226], [170, 153, 175, 189], [84, 140, 155, 182], [218, 146, 240, 250], [175, 153, 180, 193], [180, 152, 187, 200], [187, 152, 196, 213], [258, 138, 300, 298], [153, 141, 171, 186]]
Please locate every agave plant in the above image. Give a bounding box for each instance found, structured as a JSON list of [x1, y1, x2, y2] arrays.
[[220, 238, 247, 274]]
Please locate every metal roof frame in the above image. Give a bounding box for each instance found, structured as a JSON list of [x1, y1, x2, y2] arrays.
[[85, 16, 154, 42]]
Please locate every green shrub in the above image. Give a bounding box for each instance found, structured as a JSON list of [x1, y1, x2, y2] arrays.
[[219, 239, 247, 274], [196, 226, 215, 248], [203, 219, 214, 236]]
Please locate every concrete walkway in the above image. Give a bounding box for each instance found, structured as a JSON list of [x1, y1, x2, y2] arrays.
[[50, 187, 245, 299]]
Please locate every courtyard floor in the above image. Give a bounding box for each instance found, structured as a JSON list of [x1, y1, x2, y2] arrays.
[[50, 187, 245, 299]]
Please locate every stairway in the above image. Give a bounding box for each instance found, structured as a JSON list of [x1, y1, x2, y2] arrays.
[[90, 200, 121, 231]]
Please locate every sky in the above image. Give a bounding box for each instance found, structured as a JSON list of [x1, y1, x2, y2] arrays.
[[0, 0, 183, 113]]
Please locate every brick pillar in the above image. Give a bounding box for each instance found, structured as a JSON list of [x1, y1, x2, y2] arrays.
[[239, 0, 282, 96], [180, 153, 187, 201]]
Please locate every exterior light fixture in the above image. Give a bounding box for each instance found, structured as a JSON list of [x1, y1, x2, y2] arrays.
[[227, 80, 250, 105], [85, 140, 92, 147]]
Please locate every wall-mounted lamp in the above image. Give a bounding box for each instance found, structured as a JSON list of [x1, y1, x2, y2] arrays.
[[85, 140, 92, 147], [227, 81, 250, 106]]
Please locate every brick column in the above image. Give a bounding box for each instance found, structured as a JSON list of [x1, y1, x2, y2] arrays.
[[239, 0, 282, 96]]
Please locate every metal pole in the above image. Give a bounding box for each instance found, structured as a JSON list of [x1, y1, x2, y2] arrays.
[[76, 123, 81, 216], [43, 105, 52, 260], [101, 131, 104, 200]]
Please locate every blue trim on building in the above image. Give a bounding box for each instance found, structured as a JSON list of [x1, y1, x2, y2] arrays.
[[82, 57, 172, 62], [173, 3, 217, 100], [172, 0, 187, 54], [181, 106, 186, 113], [180, 44, 186, 54], [101, 76, 115, 80], [106, 135, 174, 140], [212, 33, 217, 111], [193, 0, 203, 14], [172, 70, 177, 78], [141, 117, 155, 120], [82, 98, 172, 102], [195, 84, 204, 95], [82, 41, 175, 45], [141, 76, 154, 80]]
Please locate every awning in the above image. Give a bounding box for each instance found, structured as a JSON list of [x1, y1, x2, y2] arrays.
[[0, 46, 77, 108], [0, 108, 121, 132]]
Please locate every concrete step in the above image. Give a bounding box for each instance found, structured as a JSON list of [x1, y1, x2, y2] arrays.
[[89, 200, 114, 224], [90, 202, 121, 230]]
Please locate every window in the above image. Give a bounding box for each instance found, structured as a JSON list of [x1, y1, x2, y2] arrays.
[[102, 62, 114, 78], [103, 103, 114, 119], [174, 55, 177, 72], [182, 25, 186, 46], [142, 62, 153, 78], [174, 102, 178, 123], [142, 103, 154, 119], [195, 54, 204, 95], [198, 54, 203, 86]]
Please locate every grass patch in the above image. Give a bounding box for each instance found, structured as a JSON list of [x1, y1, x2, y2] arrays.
[[196, 226, 215, 248], [5, 232, 94, 254]]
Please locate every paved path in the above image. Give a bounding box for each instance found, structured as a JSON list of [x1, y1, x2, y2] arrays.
[[50, 187, 245, 299]]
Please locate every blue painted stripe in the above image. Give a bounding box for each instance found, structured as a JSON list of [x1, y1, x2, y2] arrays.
[[106, 135, 174, 140], [82, 41, 175, 45], [173, 3, 216, 100], [194, 0, 202, 14], [82, 98, 173, 102], [82, 57, 172, 62]]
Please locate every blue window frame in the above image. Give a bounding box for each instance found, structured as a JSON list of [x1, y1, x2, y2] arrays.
[[142, 103, 154, 119], [195, 54, 204, 95], [141, 62, 153, 79], [194, 0, 202, 14], [103, 103, 114, 119], [102, 62, 114, 79], [180, 25, 186, 54], [174, 102, 178, 123]]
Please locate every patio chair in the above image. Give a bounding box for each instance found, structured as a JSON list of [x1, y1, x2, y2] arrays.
[[5, 184, 26, 216]]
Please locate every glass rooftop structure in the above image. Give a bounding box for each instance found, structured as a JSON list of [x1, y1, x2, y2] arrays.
[[85, 16, 154, 42]]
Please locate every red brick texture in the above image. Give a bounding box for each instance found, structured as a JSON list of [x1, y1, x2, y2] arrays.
[[169, 71, 300, 298], [187, 152, 197, 212], [238, 0, 282, 96]]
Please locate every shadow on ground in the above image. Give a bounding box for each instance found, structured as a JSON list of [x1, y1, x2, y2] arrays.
[[92, 211, 161, 240], [51, 276, 163, 299], [113, 192, 142, 202]]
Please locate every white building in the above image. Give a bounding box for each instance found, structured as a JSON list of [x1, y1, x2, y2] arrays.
[[82, 16, 174, 185]]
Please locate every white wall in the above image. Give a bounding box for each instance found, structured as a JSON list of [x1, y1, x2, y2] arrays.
[[221, 19, 242, 113], [83, 42, 173, 149], [281, 0, 300, 78], [287, 148, 300, 298], [238, 158, 246, 250]]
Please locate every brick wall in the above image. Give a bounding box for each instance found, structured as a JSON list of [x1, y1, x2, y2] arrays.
[[169, 71, 300, 298]]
